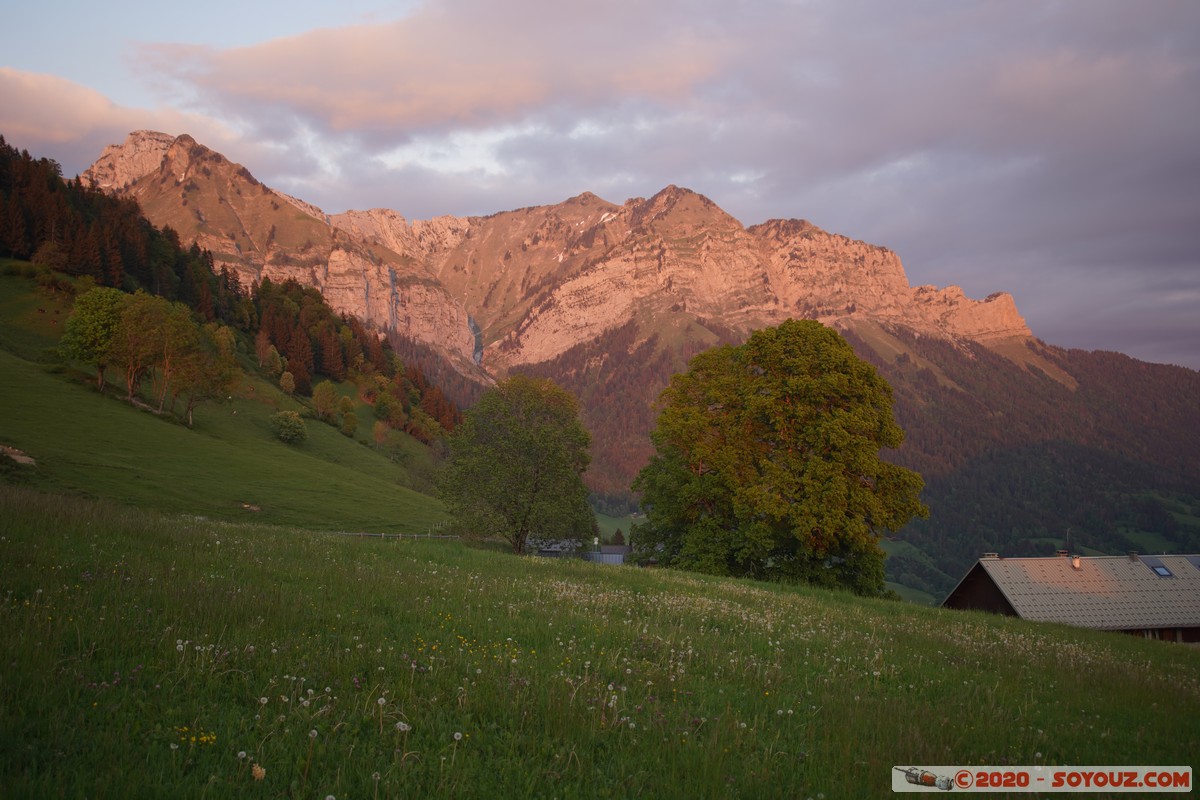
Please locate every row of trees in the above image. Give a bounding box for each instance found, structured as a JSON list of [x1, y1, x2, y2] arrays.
[[249, 277, 460, 443], [440, 320, 927, 595], [59, 287, 238, 425], [0, 135, 251, 325]]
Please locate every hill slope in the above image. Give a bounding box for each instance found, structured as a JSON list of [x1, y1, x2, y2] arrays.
[[0, 273, 445, 532]]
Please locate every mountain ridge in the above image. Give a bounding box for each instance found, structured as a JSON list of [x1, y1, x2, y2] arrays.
[[79, 131, 1200, 600], [83, 131, 1033, 376]]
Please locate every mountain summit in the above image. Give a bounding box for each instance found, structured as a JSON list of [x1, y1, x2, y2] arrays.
[[85, 131, 1030, 375]]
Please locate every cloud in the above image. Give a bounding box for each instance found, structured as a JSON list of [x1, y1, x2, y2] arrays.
[[0, 67, 239, 177], [136, 0, 738, 141]]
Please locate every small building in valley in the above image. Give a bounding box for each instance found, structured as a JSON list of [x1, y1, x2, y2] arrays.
[[582, 544, 633, 565], [941, 551, 1200, 643]]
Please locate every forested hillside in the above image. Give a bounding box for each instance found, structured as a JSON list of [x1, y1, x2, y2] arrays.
[[841, 326, 1200, 596], [0, 134, 460, 444]]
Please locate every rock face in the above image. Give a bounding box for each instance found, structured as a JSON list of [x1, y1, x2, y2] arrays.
[[83, 132, 477, 371], [84, 130, 1032, 381], [333, 185, 1031, 373], [81, 130, 176, 192]]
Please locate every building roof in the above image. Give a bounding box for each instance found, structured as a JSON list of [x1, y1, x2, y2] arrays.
[[943, 554, 1200, 630]]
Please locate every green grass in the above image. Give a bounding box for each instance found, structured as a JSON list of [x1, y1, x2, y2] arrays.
[[2, 271, 1199, 796], [1121, 529, 1177, 554], [0, 273, 445, 533], [0, 272, 75, 361], [2, 485, 1197, 799], [594, 511, 636, 543], [886, 581, 938, 606]]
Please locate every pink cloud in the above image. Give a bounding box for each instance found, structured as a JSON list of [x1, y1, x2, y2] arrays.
[[0, 68, 133, 143], [0, 67, 260, 178], [136, 0, 738, 136]]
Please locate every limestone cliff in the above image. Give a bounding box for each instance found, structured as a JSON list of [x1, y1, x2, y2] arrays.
[[85, 131, 1033, 383], [83, 132, 477, 370], [327, 185, 1030, 374]]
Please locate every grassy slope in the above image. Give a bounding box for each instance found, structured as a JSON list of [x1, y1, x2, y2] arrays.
[[3, 272, 1198, 797], [0, 273, 445, 533], [2, 487, 1197, 799]]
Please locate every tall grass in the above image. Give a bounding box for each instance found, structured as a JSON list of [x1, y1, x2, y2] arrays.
[[2, 485, 1196, 798]]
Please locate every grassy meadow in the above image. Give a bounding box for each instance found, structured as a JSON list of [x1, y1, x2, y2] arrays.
[[3, 486, 1198, 798], [2, 269, 1198, 796]]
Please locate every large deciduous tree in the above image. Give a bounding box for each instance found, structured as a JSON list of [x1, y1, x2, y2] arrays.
[[172, 323, 239, 427], [632, 319, 927, 595], [438, 375, 594, 555], [59, 286, 124, 390], [108, 290, 167, 402]]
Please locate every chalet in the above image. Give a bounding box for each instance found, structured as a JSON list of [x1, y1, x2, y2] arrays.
[[582, 544, 633, 565], [530, 539, 633, 564], [530, 539, 581, 558], [941, 551, 1200, 643]]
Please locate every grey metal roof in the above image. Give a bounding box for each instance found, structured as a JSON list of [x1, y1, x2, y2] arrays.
[[976, 554, 1200, 630]]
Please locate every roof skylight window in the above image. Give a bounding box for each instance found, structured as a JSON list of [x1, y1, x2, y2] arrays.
[[1151, 565, 1172, 577]]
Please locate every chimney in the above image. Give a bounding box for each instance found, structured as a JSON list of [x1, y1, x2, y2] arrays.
[[1071, 556, 1082, 570], [1128, 551, 1139, 562], [1055, 549, 1069, 558], [982, 552, 999, 560]]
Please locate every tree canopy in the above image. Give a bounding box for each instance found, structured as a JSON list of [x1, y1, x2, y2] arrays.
[[58, 286, 124, 390], [631, 319, 927, 595], [60, 287, 240, 424], [438, 375, 594, 554]]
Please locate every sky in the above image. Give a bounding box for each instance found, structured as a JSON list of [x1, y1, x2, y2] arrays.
[[3, 1, 1198, 369]]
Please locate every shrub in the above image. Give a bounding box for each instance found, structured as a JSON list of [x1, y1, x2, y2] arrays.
[[269, 410, 307, 444]]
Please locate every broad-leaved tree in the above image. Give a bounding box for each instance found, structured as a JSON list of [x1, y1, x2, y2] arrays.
[[632, 319, 927, 594], [439, 375, 594, 554]]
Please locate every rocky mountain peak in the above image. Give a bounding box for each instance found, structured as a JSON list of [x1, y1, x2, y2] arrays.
[[82, 130, 176, 191], [627, 185, 737, 232], [748, 217, 823, 240], [84, 130, 1035, 386]]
